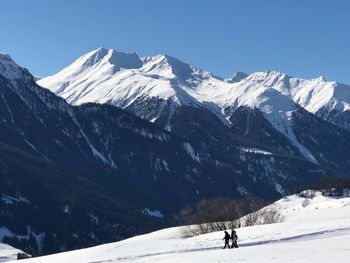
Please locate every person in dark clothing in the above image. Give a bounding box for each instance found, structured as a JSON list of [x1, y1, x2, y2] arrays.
[[231, 229, 238, 248], [223, 231, 231, 249]]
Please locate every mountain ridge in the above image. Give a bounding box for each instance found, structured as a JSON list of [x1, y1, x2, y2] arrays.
[[37, 48, 350, 127], [37, 48, 350, 163]]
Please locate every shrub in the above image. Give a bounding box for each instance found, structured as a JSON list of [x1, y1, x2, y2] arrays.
[[179, 198, 284, 236]]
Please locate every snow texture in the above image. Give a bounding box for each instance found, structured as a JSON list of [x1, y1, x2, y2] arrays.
[[5, 191, 350, 263], [0, 243, 25, 262], [247, 70, 350, 113]]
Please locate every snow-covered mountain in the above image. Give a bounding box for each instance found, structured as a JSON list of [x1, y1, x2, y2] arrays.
[[38, 48, 350, 169], [38, 50, 294, 149], [0, 53, 25, 80], [38, 48, 199, 108], [38, 48, 350, 130], [0, 243, 27, 262], [2, 50, 350, 258], [6, 190, 350, 263], [39, 48, 306, 122], [246, 70, 350, 129], [3, 52, 337, 256]]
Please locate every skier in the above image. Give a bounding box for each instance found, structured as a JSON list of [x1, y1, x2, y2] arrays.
[[223, 231, 231, 249], [231, 229, 238, 248]]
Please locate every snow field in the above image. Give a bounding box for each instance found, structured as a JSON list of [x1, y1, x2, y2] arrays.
[[5, 191, 350, 263]]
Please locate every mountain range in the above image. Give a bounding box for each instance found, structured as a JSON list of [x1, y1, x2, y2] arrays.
[[38, 48, 350, 171], [38, 48, 350, 130], [1, 48, 350, 255]]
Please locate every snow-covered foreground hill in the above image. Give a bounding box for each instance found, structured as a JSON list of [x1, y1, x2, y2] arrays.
[[7, 191, 350, 263], [0, 243, 25, 262]]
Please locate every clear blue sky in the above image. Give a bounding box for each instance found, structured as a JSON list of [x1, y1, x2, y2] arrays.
[[1, 0, 349, 83]]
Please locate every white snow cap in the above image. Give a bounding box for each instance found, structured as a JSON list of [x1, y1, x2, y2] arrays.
[[247, 70, 350, 113], [38, 48, 350, 117], [72, 47, 143, 71], [141, 53, 193, 79]]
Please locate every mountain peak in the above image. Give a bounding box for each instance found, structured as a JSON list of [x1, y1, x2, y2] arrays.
[[153, 53, 189, 68], [107, 49, 143, 70], [249, 70, 290, 80], [78, 48, 142, 70], [0, 52, 25, 80], [79, 47, 109, 67], [127, 51, 139, 57], [314, 76, 327, 82], [226, 71, 248, 83], [0, 52, 13, 61], [246, 70, 292, 95], [142, 53, 193, 79]]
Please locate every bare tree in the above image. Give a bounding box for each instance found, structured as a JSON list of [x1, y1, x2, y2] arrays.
[[178, 196, 283, 236]]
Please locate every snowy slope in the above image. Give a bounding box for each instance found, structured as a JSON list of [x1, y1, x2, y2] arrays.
[[213, 82, 318, 163], [0, 243, 26, 262], [247, 70, 350, 115], [7, 191, 350, 263]]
